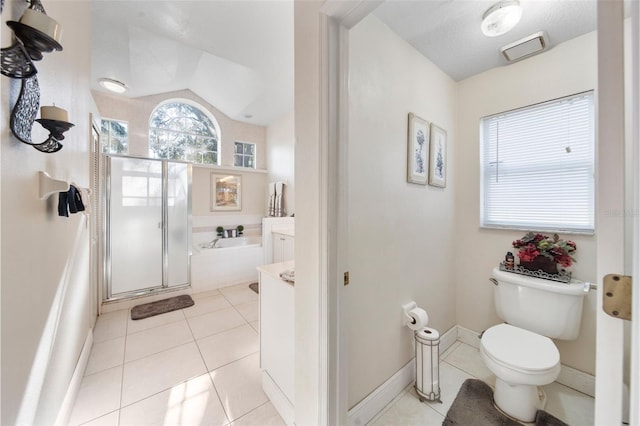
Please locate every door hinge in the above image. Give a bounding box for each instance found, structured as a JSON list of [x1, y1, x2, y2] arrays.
[[603, 274, 632, 321], [344, 271, 349, 286]]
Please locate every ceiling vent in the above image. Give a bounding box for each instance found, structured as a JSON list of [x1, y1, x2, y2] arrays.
[[501, 31, 548, 63]]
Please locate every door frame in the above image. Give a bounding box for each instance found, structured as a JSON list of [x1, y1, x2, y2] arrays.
[[317, 0, 639, 424]]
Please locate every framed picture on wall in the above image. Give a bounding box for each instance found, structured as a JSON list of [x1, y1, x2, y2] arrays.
[[428, 124, 447, 188], [407, 113, 430, 185], [211, 173, 242, 211]]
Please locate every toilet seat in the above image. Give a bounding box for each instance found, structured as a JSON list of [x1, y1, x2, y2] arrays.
[[481, 323, 559, 373]]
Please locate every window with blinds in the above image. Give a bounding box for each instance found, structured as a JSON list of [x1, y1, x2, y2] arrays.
[[480, 91, 595, 233]]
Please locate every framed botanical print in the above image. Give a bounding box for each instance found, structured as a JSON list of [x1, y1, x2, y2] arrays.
[[429, 124, 447, 188], [407, 113, 430, 185]]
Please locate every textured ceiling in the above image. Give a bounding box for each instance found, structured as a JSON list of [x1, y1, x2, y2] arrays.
[[91, 0, 599, 126], [374, 0, 598, 81], [91, 1, 293, 126]]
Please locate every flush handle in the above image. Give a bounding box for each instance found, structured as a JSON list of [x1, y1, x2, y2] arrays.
[[489, 278, 498, 286], [602, 274, 632, 321]]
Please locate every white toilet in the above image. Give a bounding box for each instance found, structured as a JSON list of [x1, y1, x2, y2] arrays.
[[480, 267, 588, 422]]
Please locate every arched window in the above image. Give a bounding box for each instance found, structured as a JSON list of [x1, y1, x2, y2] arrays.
[[149, 100, 221, 164]]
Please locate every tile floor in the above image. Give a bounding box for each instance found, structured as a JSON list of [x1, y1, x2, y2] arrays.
[[71, 285, 594, 426], [69, 284, 284, 426], [369, 341, 595, 426]]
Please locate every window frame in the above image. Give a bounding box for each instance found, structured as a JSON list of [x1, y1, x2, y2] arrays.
[[100, 118, 129, 154], [148, 98, 221, 165], [479, 91, 596, 234], [233, 141, 257, 169]]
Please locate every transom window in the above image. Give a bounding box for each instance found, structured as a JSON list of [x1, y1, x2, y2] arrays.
[[480, 91, 595, 233], [234, 141, 256, 168], [149, 100, 220, 165], [101, 119, 128, 154]]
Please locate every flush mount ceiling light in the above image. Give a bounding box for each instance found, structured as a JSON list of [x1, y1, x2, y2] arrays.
[[99, 78, 128, 94], [481, 0, 523, 37]]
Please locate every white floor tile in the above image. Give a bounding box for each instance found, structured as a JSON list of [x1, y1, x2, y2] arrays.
[[234, 301, 259, 323], [68, 366, 122, 426], [78, 410, 119, 426], [187, 307, 247, 340], [230, 402, 285, 426], [543, 381, 595, 426], [249, 321, 259, 333], [121, 342, 207, 407], [443, 342, 495, 386], [119, 373, 229, 426], [369, 390, 445, 426], [85, 337, 125, 376], [417, 363, 474, 417], [127, 309, 185, 335], [93, 310, 128, 343], [209, 353, 268, 422], [191, 289, 222, 300], [219, 285, 258, 306], [125, 320, 194, 362], [440, 341, 462, 359], [197, 325, 259, 371], [183, 294, 232, 318]]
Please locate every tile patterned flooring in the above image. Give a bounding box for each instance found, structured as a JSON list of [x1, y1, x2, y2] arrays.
[[369, 341, 595, 426], [69, 284, 281, 426], [71, 284, 594, 425]]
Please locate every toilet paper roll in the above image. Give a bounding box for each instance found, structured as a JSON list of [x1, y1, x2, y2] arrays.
[[406, 307, 429, 330], [416, 326, 440, 342]]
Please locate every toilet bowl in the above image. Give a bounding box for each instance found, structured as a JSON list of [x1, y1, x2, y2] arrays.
[[480, 323, 561, 422]]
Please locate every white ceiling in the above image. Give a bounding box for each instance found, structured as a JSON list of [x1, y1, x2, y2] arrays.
[[91, 0, 598, 127], [373, 0, 598, 82], [91, 0, 294, 126]]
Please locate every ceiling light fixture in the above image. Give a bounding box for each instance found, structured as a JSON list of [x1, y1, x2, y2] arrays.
[[481, 0, 523, 37], [99, 78, 128, 94]]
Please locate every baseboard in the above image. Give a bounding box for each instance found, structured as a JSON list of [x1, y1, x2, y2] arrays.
[[347, 358, 415, 426], [55, 328, 93, 426], [439, 326, 458, 354], [557, 364, 595, 397], [262, 371, 294, 426], [346, 326, 458, 426], [456, 325, 481, 348]]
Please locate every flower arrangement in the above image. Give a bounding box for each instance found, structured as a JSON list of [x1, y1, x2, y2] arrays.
[[512, 232, 577, 268]]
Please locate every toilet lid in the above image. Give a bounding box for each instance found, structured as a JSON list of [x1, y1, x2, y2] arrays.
[[481, 324, 560, 372]]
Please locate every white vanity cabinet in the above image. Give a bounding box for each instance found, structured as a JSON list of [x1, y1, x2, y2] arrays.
[[272, 232, 294, 263], [257, 260, 294, 425]]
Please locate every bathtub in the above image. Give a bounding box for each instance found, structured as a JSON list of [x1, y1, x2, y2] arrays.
[[191, 235, 263, 292]]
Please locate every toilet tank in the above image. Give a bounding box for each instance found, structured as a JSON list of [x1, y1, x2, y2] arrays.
[[491, 267, 587, 340]]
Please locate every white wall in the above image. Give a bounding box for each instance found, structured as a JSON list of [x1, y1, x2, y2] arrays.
[[93, 90, 269, 223], [455, 31, 599, 375], [293, 1, 322, 424], [347, 15, 458, 407], [192, 166, 267, 218], [267, 111, 295, 215], [1, 0, 95, 423], [93, 89, 267, 168]]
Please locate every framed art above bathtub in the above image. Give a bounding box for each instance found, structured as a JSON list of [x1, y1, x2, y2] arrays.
[[211, 173, 242, 211]]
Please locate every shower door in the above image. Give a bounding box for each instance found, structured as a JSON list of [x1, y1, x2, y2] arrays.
[[105, 155, 191, 300]]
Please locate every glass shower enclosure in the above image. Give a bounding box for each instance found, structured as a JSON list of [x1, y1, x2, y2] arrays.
[[104, 155, 192, 300]]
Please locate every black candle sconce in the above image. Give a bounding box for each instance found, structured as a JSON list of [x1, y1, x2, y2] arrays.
[[1, 0, 72, 153]]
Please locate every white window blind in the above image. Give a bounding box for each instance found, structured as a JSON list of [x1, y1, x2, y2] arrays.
[[480, 91, 595, 233]]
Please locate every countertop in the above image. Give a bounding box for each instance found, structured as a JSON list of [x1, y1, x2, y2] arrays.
[[272, 226, 295, 237], [257, 260, 295, 285]]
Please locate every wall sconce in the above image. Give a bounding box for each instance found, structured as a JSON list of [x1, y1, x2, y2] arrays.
[[1, 0, 72, 153]]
